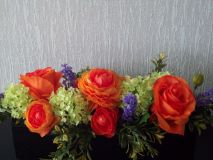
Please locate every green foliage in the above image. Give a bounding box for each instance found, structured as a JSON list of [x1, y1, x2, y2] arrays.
[[121, 72, 169, 116], [152, 53, 167, 72], [49, 124, 93, 160], [50, 87, 89, 125], [0, 110, 10, 123], [188, 105, 213, 135], [76, 67, 90, 78], [0, 94, 12, 123], [2, 83, 32, 119], [118, 119, 165, 160]]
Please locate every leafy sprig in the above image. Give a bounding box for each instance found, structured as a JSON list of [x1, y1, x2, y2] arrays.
[[76, 67, 90, 78], [188, 105, 213, 135], [49, 124, 94, 160], [118, 116, 165, 160], [152, 53, 167, 72]]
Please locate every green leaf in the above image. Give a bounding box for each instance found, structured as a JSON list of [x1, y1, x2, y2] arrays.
[[53, 137, 60, 144], [62, 134, 69, 142], [55, 125, 61, 132], [76, 67, 90, 78], [138, 113, 150, 124]]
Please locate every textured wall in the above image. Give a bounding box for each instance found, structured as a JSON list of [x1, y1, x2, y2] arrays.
[[0, 1, 213, 160], [0, 0, 213, 92]]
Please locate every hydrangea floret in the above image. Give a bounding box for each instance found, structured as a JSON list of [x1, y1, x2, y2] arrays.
[[50, 87, 89, 125], [2, 83, 32, 118]]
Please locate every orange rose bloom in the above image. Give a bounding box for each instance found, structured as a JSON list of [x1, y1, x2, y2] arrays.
[[77, 68, 123, 108], [151, 75, 195, 135], [20, 67, 62, 99], [25, 99, 60, 137], [91, 107, 119, 138]]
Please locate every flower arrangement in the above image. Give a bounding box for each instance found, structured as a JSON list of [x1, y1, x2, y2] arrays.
[[0, 53, 213, 160]]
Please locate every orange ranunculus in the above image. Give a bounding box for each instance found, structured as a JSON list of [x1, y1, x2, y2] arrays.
[[77, 68, 123, 108], [151, 75, 195, 135], [25, 99, 60, 137], [20, 67, 62, 99]]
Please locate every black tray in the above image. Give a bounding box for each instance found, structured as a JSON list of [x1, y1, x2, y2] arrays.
[[12, 120, 196, 160]]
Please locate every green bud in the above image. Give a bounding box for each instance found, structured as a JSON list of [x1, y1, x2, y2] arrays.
[[159, 52, 165, 60], [193, 73, 204, 87]]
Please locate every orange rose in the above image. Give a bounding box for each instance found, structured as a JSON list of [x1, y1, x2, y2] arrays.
[[77, 68, 123, 108], [25, 99, 60, 137], [91, 107, 119, 138], [20, 67, 62, 99], [151, 75, 195, 135]]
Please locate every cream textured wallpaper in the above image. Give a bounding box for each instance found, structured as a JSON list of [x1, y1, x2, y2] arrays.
[[0, 0, 213, 159], [0, 0, 212, 91]]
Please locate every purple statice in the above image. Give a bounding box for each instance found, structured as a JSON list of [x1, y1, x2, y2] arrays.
[[61, 64, 77, 89], [196, 88, 213, 107], [122, 93, 137, 122]]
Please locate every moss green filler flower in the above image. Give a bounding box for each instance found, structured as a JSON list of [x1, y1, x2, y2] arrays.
[[50, 87, 89, 125], [2, 83, 32, 118], [121, 72, 169, 116]]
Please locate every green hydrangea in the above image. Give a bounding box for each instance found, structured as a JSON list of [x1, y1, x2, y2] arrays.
[[2, 83, 32, 119], [49, 87, 89, 125], [122, 72, 169, 116]]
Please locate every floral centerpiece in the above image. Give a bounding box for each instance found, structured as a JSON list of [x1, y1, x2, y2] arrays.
[[0, 54, 212, 160]]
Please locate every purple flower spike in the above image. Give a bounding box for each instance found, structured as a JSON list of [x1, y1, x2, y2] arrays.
[[61, 64, 77, 89], [196, 88, 213, 107], [122, 93, 137, 122]]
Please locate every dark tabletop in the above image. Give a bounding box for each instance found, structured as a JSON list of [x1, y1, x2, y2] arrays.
[[0, 119, 213, 160]]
